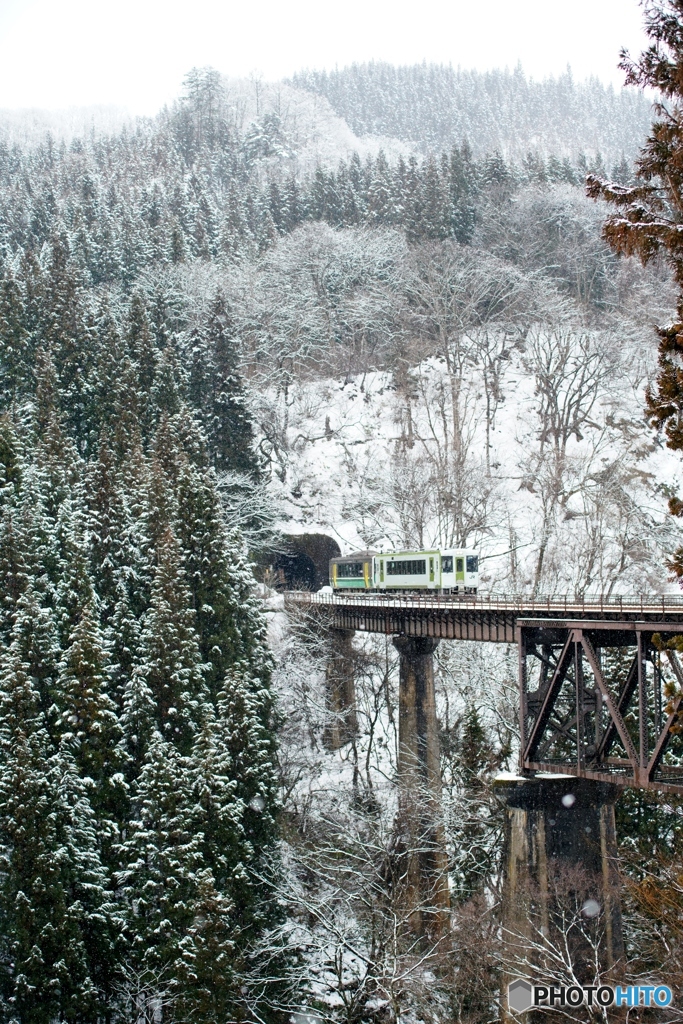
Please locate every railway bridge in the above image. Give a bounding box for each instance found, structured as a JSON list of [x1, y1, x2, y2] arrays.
[[284, 589, 683, 794], [284, 590, 683, 968]]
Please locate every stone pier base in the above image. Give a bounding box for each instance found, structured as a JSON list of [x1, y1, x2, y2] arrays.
[[393, 636, 449, 940], [495, 774, 624, 1015]]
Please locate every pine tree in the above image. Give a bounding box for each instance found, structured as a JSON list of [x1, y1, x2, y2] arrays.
[[55, 499, 96, 647], [32, 350, 81, 526], [0, 420, 28, 641], [457, 704, 494, 787], [8, 584, 61, 744], [214, 669, 278, 903], [17, 249, 45, 342], [118, 731, 235, 1019], [32, 343, 60, 440], [18, 461, 64, 605], [0, 652, 117, 1022], [282, 174, 304, 232], [185, 718, 275, 1020], [449, 143, 478, 243], [0, 272, 31, 405], [419, 155, 452, 239], [203, 291, 257, 475], [0, 507, 30, 644], [180, 66, 226, 156], [174, 458, 268, 694], [336, 160, 362, 226], [122, 525, 209, 765], [0, 414, 22, 504], [87, 433, 134, 621], [56, 600, 123, 793], [126, 291, 157, 440], [308, 165, 330, 222], [587, 0, 683, 577], [188, 672, 282, 1020], [402, 154, 424, 242], [142, 444, 178, 553], [169, 217, 187, 263], [268, 180, 286, 233], [446, 703, 499, 902], [43, 235, 94, 444], [367, 150, 397, 227], [91, 300, 129, 448], [152, 346, 184, 419]]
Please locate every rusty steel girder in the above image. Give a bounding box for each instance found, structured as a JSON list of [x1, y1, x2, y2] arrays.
[[284, 593, 683, 793], [518, 619, 683, 794]]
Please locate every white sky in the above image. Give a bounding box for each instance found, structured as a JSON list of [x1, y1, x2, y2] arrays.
[[0, 0, 650, 115]]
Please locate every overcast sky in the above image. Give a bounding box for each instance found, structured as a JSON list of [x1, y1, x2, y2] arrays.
[[0, 0, 650, 114]]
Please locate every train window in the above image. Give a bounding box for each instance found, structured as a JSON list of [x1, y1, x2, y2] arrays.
[[442, 556, 453, 573], [456, 558, 464, 574], [337, 561, 365, 578], [466, 555, 479, 573], [387, 559, 427, 575]]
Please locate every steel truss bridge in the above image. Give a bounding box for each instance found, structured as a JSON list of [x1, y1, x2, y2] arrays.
[[284, 591, 683, 795]]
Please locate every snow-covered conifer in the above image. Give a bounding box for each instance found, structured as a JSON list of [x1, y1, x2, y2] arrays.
[[57, 600, 123, 789], [122, 525, 209, 764], [0, 652, 117, 1020], [118, 731, 235, 1018], [0, 273, 31, 405]]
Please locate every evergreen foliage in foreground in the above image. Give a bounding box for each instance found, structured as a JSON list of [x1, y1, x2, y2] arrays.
[[0, 236, 283, 1021], [589, 0, 683, 587]]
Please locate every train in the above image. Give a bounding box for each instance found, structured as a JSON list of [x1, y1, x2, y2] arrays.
[[329, 548, 479, 594]]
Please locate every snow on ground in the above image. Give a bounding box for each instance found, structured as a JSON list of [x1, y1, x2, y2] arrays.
[[223, 77, 414, 175], [258, 349, 683, 595]]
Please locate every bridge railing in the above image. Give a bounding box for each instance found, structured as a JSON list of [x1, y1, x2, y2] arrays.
[[283, 590, 683, 616]]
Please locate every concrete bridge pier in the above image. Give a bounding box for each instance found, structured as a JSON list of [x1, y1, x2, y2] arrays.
[[324, 628, 358, 750], [392, 636, 450, 941], [496, 774, 624, 1009]]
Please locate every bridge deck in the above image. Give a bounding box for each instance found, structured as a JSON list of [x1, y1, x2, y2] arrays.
[[284, 590, 683, 793], [284, 591, 683, 642]]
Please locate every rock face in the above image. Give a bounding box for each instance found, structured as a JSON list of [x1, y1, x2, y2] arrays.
[[496, 775, 624, 1017]]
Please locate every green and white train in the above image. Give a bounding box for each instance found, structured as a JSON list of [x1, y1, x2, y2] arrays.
[[329, 548, 479, 594]]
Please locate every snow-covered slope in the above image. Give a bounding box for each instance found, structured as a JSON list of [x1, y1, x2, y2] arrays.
[[222, 76, 414, 174], [257, 349, 682, 596]]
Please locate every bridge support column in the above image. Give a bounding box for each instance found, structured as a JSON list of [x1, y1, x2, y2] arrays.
[[324, 628, 358, 750], [392, 636, 449, 941], [496, 775, 623, 1013]]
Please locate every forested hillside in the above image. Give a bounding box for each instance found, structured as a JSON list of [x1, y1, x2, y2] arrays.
[[0, 62, 681, 1023], [0, 252, 285, 1018], [291, 62, 653, 163], [0, 103, 605, 283]]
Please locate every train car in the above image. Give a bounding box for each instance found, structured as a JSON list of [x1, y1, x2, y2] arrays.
[[329, 548, 479, 594], [329, 551, 376, 590], [374, 549, 439, 590], [438, 550, 479, 594]]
